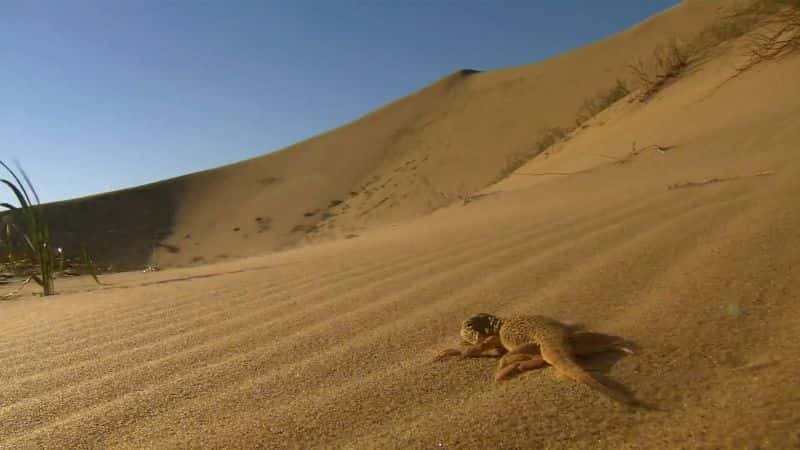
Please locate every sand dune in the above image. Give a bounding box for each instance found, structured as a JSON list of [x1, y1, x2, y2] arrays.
[[36, 1, 732, 270], [2, 1, 800, 448]]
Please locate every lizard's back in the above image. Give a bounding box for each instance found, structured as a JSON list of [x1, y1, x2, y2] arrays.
[[498, 315, 570, 350], [499, 314, 640, 406]]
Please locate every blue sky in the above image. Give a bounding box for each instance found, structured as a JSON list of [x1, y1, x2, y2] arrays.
[[1, 0, 679, 203]]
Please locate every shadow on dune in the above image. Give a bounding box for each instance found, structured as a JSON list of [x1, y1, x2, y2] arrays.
[[39, 183, 180, 272]]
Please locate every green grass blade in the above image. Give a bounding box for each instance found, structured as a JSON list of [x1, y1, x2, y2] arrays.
[[0, 179, 31, 210], [80, 245, 103, 285], [0, 160, 33, 207], [0, 178, 44, 244], [15, 161, 41, 206], [22, 234, 36, 253], [1, 160, 56, 296]]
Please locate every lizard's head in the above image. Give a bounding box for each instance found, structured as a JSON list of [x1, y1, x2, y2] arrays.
[[460, 313, 503, 344]]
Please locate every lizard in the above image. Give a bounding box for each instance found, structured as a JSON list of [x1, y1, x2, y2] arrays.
[[435, 313, 643, 407]]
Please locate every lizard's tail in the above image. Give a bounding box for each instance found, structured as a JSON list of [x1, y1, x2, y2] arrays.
[[540, 342, 640, 407]]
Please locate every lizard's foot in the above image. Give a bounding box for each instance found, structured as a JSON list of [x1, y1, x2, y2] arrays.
[[434, 348, 463, 361], [495, 356, 547, 381], [497, 352, 538, 370], [496, 363, 524, 381], [434, 335, 507, 361]]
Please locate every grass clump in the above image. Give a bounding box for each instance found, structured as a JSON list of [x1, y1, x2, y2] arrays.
[[0, 160, 55, 296], [533, 127, 569, 154], [575, 79, 630, 125], [496, 126, 568, 182], [707, 19, 754, 42], [735, 0, 800, 71], [628, 38, 690, 102], [693, 0, 800, 85], [494, 77, 632, 183], [0, 163, 107, 297], [704, 0, 799, 51]]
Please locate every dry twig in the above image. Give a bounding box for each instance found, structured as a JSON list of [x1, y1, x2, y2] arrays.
[[599, 141, 675, 164], [513, 170, 590, 177], [668, 171, 775, 190], [1, 275, 32, 299]]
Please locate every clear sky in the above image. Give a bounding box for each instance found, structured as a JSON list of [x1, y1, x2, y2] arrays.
[[2, 0, 679, 203]]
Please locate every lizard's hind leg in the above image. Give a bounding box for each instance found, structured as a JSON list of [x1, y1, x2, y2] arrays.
[[496, 343, 547, 381], [495, 333, 636, 381], [495, 354, 547, 381], [497, 343, 541, 370]]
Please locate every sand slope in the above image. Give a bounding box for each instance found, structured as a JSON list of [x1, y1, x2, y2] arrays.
[[37, 1, 732, 270], [2, 2, 800, 449]]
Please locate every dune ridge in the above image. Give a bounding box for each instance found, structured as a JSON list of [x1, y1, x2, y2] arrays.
[[33, 0, 732, 270]]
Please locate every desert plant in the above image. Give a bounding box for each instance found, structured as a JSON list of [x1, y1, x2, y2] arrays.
[[628, 38, 690, 102], [737, 1, 800, 70], [496, 78, 633, 183], [533, 127, 568, 154], [494, 126, 571, 183], [708, 19, 754, 42], [575, 79, 630, 125], [79, 244, 104, 285], [0, 219, 19, 272], [0, 160, 55, 295], [692, 0, 799, 53]]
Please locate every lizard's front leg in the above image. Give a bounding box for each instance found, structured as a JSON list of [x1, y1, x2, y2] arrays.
[[434, 335, 505, 361]]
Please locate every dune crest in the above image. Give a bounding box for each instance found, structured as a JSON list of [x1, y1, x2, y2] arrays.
[[39, 1, 732, 270]]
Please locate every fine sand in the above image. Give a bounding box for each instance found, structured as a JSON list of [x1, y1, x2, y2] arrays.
[[2, 1, 800, 448]]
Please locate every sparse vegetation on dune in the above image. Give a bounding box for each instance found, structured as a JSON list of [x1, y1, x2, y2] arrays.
[[630, 0, 800, 101], [497, 77, 632, 182], [731, 0, 800, 72], [495, 0, 799, 184], [575, 79, 630, 126], [693, 0, 800, 67], [497, 126, 568, 182], [628, 38, 689, 102]]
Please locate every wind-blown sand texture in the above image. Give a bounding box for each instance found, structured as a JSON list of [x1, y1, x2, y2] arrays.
[[2, 1, 800, 448]]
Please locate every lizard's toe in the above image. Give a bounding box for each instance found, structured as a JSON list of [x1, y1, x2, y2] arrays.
[[434, 348, 463, 361]]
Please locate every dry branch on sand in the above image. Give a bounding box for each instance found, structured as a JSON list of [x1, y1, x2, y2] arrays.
[[514, 142, 673, 178], [513, 170, 591, 177], [667, 171, 775, 190], [598, 142, 675, 164], [0, 275, 32, 300]]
